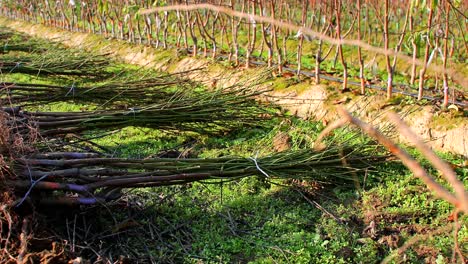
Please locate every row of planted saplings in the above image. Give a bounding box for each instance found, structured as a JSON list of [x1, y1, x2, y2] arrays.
[[1, 0, 465, 106]]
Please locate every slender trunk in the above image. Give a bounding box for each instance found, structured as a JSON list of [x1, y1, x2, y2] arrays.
[[119, 21, 124, 40], [211, 7, 220, 59], [297, 0, 307, 76], [260, 1, 273, 67], [186, 9, 198, 56], [270, 1, 282, 74], [220, 20, 225, 52], [442, 0, 450, 107], [315, 39, 322, 84], [409, 16, 417, 86], [314, 1, 324, 84], [281, 4, 291, 70], [154, 13, 161, 48], [335, 0, 348, 91], [144, 15, 152, 46], [418, 6, 434, 100], [389, 2, 410, 97], [137, 19, 143, 45], [163, 11, 168, 49], [128, 17, 134, 43], [357, 0, 365, 94], [195, 11, 208, 57], [102, 17, 108, 37], [432, 9, 442, 93], [245, 1, 256, 69], [245, 3, 252, 68], [231, 0, 244, 66], [384, 0, 393, 99]]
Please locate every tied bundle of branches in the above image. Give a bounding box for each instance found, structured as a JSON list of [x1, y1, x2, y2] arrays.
[[0, 75, 194, 106], [0, 49, 110, 77], [0, 33, 53, 54], [9, 145, 387, 205], [0, 30, 14, 41], [3, 86, 275, 136]]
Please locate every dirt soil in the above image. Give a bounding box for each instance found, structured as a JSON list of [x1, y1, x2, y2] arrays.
[[0, 17, 466, 157]]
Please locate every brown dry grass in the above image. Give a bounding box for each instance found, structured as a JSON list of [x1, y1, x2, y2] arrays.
[[0, 110, 47, 263]]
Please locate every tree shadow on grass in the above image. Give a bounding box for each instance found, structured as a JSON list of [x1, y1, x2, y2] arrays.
[[30, 178, 378, 263]]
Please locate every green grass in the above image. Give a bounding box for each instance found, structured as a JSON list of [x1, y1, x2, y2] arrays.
[[24, 91, 467, 263], [44, 148, 464, 263], [2, 29, 466, 263], [73, 110, 466, 263]]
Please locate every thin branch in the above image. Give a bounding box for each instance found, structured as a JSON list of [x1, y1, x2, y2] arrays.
[[314, 118, 347, 151], [451, 210, 465, 263], [17, 216, 30, 262], [328, 108, 464, 213], [387, 112, 468, 213], [296, 189, 344, 224]]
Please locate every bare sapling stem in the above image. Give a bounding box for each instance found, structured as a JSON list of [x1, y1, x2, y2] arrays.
[[357, 0, 365, 94], [334, 0, 348, 91], [409, 14, 417, 86], [442, 0, 450, 108], [390, 2, 410, 95], [418, 3, 434, 100], [384, 0, 393, 99], [297, 0, 307, 76]]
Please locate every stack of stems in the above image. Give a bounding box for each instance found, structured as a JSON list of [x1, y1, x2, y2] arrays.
[[3, 86, 275, 136], [1, 37, 53, 54], [0, 76, 194, 106], [0, 50, 110, 77], [10, 147, 387, 205]]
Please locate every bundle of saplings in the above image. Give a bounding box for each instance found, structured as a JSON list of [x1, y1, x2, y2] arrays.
[[2, 85, 276, 136], [9, 143, 387, 205], [0, 74, 194, 106], [0, 48, 110, 77]]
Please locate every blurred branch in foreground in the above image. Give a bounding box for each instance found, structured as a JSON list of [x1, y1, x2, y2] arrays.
[[315, 107, 467, 263], [316, 107, 467, 213]]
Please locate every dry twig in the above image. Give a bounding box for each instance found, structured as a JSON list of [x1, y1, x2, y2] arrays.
[[17, 216, 30, 263]]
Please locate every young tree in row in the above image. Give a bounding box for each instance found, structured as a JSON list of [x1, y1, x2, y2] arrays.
[[231, 0, 244, 66], [296, 0, 308, 76], [270, 0, 283, 74], [383, 0, 392, 98], [385, 0, 410, 99], [314, 1, 334, 84], [418, 0, 435, 101], [259, 0, 273, 68], [442, 0, 451, 107], [357, 0, 365, 94], [245, 0, 257, 68], [1, 0, 464, 105], [334, 0, 348, 91]]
